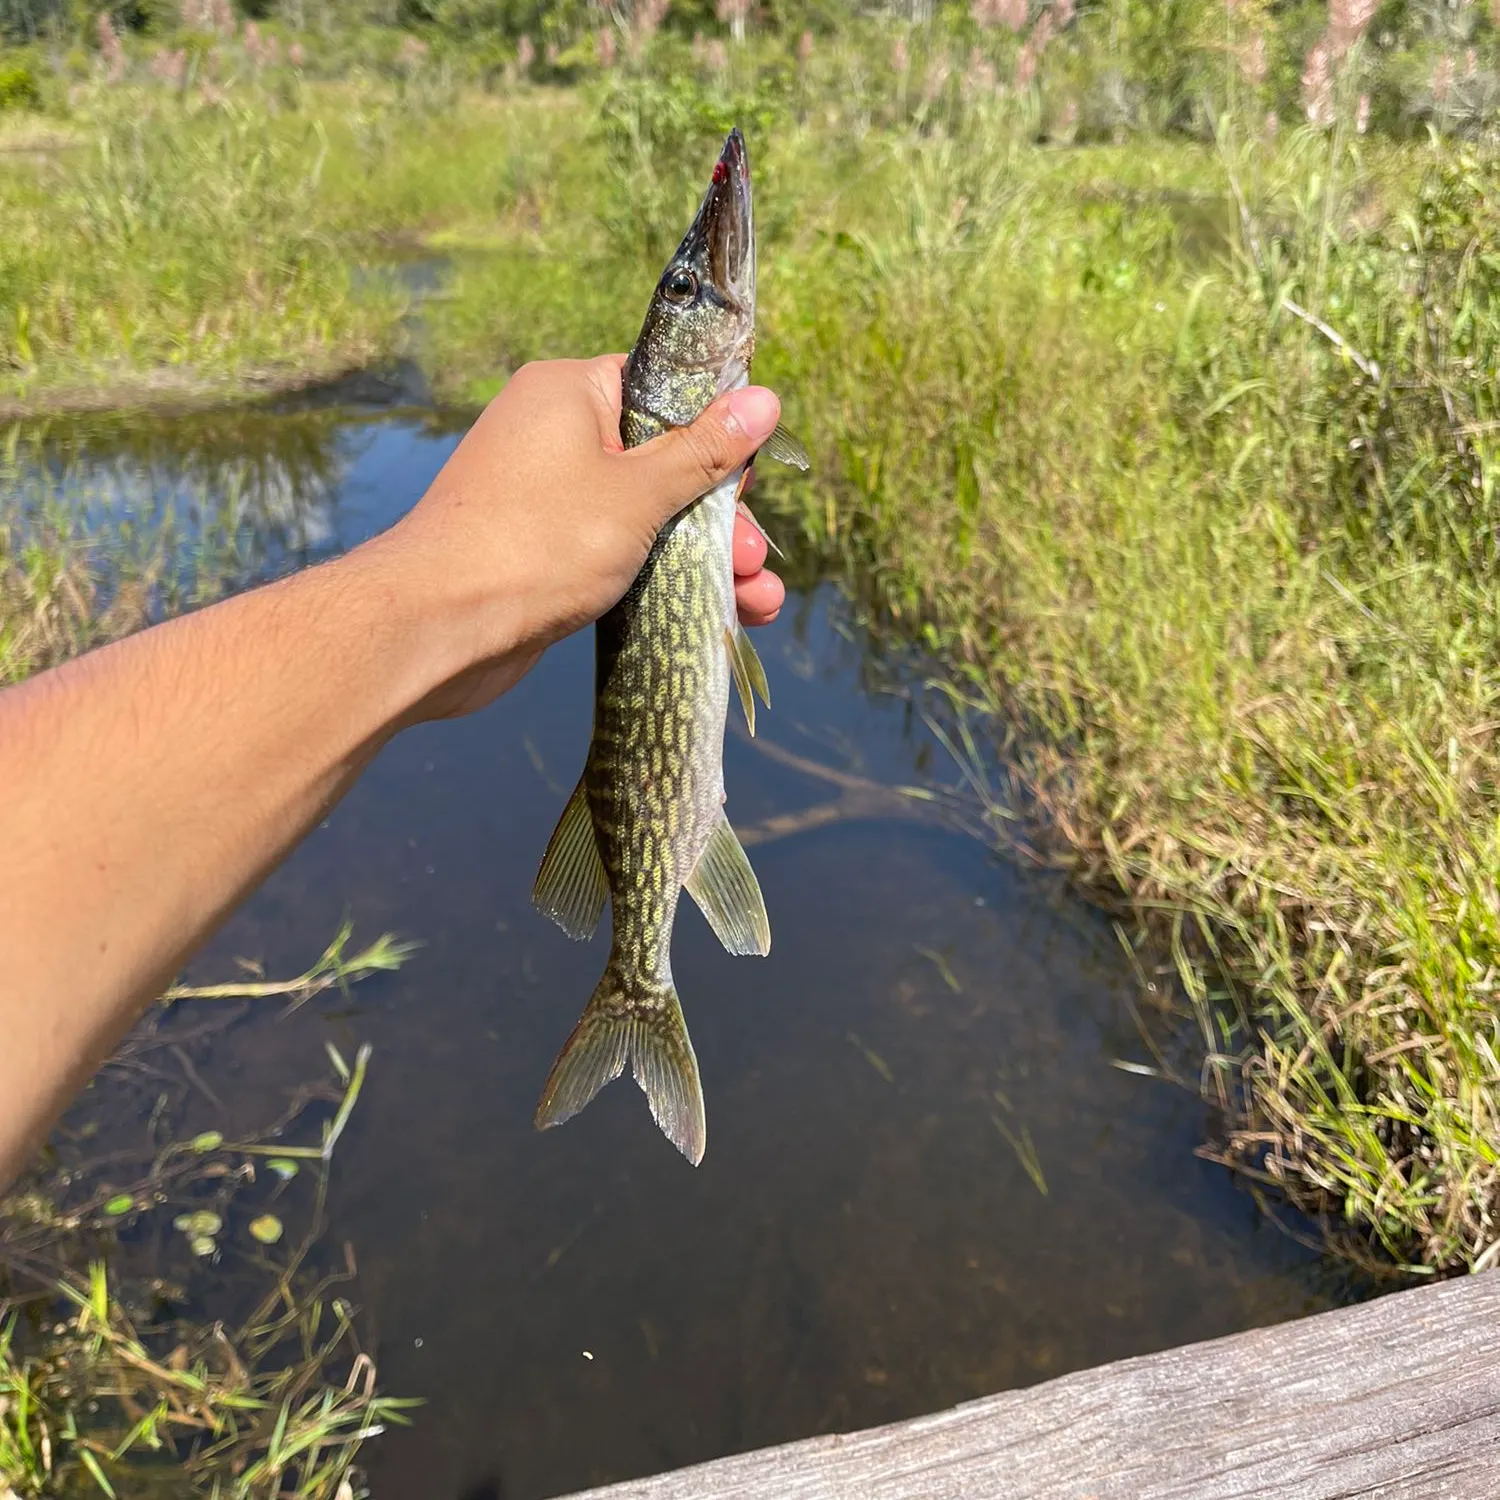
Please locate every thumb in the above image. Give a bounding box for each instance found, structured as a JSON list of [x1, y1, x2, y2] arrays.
[[621, 386, 782, 519]]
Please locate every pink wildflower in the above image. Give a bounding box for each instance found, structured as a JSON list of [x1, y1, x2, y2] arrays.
[[1238, 33, 1267, 87], [922, 55, 950, 103], [1301, 40, 1333, 126], [970, 0, 1026, 33], [1328, 0, 1376, 57], [716, 0, 749, 43], [1431, 52, 1455, 107], [962, 46, 996, 101], [628, 0, 667, 58], [96, 13, 126, 83], [1014, 39, 1037, 90]]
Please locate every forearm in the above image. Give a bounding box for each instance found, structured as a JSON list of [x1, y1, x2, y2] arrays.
[[0, 530, 457, 1185], [0, 358, 780, 1192]]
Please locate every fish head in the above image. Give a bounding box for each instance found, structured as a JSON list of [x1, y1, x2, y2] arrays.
[[624, 128, 756, 434]]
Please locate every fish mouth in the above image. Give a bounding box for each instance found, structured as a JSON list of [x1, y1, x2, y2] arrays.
[[680, 127, 754, 313]]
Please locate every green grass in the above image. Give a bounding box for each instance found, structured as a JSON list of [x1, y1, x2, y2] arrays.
[[410, 64, 1500, 1276], [1, 943, 417, 1499], [6, 12, 1500, 1283], [0, 88, 401, 409]]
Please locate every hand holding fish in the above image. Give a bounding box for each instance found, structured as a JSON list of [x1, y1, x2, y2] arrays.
[[0, 345, 786, 1193], [388, 354, 786, 723]]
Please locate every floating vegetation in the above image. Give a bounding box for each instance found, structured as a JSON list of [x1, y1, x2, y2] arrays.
[[164, 921, 420, 1013], [846, 1032, 895, 1087], [0, 929, 419, 1498], [915, 946, 963, 995], [991, 1113, 1049, 1201]]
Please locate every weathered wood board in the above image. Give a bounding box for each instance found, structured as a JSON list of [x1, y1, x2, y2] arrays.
[[562, 1273, 1500, 1500]]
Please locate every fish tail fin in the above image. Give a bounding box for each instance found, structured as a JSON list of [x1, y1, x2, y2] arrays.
[[534, 968, 707, 1165]]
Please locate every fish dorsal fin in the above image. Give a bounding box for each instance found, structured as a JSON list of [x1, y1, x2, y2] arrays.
[[684, 812, 771, 957], [759, 422, 810, 471], [532, 777, 608, 940], [725, 622, 771, 737]]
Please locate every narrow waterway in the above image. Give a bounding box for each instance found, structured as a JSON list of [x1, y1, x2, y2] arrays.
[[20, 386, 1364, 1499]]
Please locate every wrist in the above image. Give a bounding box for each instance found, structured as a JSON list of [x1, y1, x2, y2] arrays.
[[349, 506, 533, 727]]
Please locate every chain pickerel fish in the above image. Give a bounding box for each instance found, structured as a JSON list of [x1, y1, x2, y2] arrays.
[[530, 128, 807, 1165]]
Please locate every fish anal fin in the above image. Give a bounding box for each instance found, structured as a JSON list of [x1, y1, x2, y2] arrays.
[[685, 812, 771, 958], [535, 978, 706, 1165], [532, 777, 608, 940], [725, 621, 770, 737], [726, 625, 756, 736], [735, 621, 770, 708]]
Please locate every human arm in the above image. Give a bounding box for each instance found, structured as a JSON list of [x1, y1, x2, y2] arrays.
[[0, 356, 785, 1189]]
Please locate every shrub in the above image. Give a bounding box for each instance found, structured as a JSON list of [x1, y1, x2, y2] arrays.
[[0, 62, 41, 110]]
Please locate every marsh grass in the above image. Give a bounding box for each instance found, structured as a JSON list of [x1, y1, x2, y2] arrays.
[[0, 87, 402, 410], [234, 53, 1500, 1274], [7, 11, 1500, 1282], [1, 941, 417, 1499], [0, 506, 149, 685], [408, 40, 1500, 1275], [754, 112, 1500, 1275]]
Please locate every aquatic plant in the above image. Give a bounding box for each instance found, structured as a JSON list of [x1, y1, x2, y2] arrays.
[[1, 943, 418, 1498], [5, 0, 1500, 1281]]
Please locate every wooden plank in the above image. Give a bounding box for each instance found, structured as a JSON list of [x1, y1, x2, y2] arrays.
[[561, 1273, 1500, 1500]]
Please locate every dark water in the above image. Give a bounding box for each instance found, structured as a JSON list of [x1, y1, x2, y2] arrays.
[[27, 387, 1362, 1499]]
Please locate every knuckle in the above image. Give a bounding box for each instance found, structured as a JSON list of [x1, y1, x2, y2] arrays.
[[681, 416, 734, 483], [508, 360, 541, 390]]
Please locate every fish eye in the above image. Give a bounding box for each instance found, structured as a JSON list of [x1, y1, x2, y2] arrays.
[[664, 267, 697, 303]]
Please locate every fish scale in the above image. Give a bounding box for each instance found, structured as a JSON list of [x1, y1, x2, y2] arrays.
[[592, 499, 730, 981], [527, 128, 806, 1165]]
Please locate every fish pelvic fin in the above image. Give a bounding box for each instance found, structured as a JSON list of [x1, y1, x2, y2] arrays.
[[534, 970, 707, 1165], [533, 777, 608, 941], [685, 812, 770, 957]]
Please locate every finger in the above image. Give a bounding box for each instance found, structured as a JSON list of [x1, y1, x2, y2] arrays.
[[742, 464, 757, 496], [735, 566, 785, 626], [736, 496, 783, 560], [733, 509, 768, 576], [620, 387, 781, 522], [584, 354, 629, 452]]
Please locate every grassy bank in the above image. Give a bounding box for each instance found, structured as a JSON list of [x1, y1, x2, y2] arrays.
[[425, 78, 1500, 1274], [5, 3, 1500, 1282]]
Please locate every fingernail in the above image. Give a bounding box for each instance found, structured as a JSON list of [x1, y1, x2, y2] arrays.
[[724, 386, 780, 442]]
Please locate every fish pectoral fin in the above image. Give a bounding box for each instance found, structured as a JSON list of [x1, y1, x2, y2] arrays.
[[535, 977, 706, 1165], [532, 777, 608, 940], [725, 622, 771, 737], [685, 813, 771, 958], [759, 422, 810, 472]]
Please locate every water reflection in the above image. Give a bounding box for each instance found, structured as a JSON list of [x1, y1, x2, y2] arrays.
[[26, 388, 1368, 1500]]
